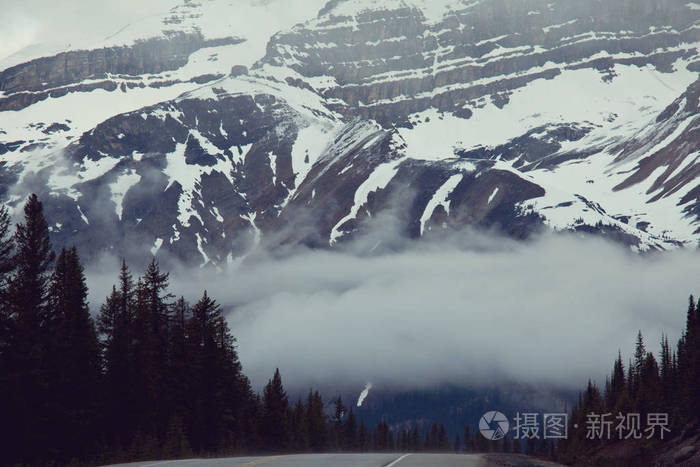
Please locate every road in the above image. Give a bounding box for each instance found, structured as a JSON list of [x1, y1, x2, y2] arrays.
[[106, 453, 493, 467]]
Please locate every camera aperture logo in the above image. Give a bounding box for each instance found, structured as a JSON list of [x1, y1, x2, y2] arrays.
[[478, 411, 669, 441], [479, 411, 509, 440]]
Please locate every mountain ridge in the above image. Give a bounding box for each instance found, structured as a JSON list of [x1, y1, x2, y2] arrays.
[[0, 0, 699, 266]]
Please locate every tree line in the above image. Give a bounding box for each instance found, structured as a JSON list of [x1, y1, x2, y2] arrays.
[[0, 194, 481, 466], [558, 293, 700, 463], [14, 193, 689, 466]]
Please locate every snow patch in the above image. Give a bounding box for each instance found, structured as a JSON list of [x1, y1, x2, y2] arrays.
[[195, 233, 209, 266], [234, 144, 252, 165], [357, 382, 373, 407], [77, 205, 89, 225], [330, 158, 404, 244], [398, 63, 697, 161], [163, 138, 235, 228], [110, 170, 141, 220], [269, 153, 277, 186], [420, 173, 463, 235], [291, 123, 335, 186], [488, 187, 500, 205], [150, 238, 163, 256], [209, 206, 223, 223]]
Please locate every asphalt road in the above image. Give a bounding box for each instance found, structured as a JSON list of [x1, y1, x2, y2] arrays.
[[106, 453, 490, 467], [387, 454, 486, 466]]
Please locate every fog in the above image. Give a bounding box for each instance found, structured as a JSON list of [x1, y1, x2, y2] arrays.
[[0, 0, 325, 66], [87, 230, 698, 395], [0, 0, 176, 63]]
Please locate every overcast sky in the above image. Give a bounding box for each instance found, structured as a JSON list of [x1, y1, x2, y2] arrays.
[[0, 0, 326, 68], [0, 0, 177, 62]]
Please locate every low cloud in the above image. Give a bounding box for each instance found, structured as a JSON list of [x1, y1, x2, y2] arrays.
[[84, 230, 698, 394], [0, 1, 176, 63]]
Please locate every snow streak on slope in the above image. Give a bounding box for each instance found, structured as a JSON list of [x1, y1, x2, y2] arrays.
[[291, 123, 336, 190], [110, 170, 142, 221], [399, 63, 697, 160], [44, 154, 121, 204], [357, 382, 373, 407], [0, 0, 333, 184], [186, 74, 339, 123], [332, 0, 476, 24], [0, 83, 195, 164], [523, 152, 700, 249], [1, 0, 699, 263], [389, 61, 700, 250], [160, 0, 330, 68], [330, 158, 405, 245], [420, 173, 463, 235], [163, 139, 235, 228]]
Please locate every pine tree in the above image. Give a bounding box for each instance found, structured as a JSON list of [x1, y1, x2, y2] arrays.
[[438, 424, 449, 451], [135, 260, 173, 434], [606, 351, 626, 411], [0, 203, 14, 299], [168, 297, 190, 424], [307, 390, 327, 452], [638, 352, 661, 420], [409, 424, 420, 451], [290, 397, 309, 451], [185, 290, 241, 452], [584, 380, 604, 414], [44, 247, 102, 461], [0, 203, 15, 461], [261, 368, 290, 451], [4, 194, 55, 463], [559, 295, 700, 462], [659, 334, 673, 412], [627, 331, 646, 400], [344, 408, 358, 451], [399, 429, 408, 451], [162, 415, 193, 459], [8, 194, 55, 319], [212, 296, 254, 452], [463, 425, 473, 453], [678, 295, 699, 418], [426, 421, 438, 451], [98, 261, 138, 446], [374, 420, 391, 451], [358, 420, 369, 452], [331, 396, 346, 449], [689, 297, 700, 418]]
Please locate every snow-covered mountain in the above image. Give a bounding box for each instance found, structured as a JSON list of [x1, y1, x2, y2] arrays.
[[1, 0, 699, 265]]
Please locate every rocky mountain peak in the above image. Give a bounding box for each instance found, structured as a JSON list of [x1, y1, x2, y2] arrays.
[[0, 0, 699, 266]]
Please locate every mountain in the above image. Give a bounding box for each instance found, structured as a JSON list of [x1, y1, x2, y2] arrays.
[[1, 0, 699, 266]]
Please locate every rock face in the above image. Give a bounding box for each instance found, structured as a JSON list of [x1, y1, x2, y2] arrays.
[[0, 33, 241, 97], [0, 0, 699, 266], [264, 0, 699, 126], [0, 31, 241, 112]]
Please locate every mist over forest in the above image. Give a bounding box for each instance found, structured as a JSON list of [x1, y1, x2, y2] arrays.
[[85, 228, 695, 394]]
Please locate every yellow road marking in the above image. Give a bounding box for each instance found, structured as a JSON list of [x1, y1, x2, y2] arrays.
[[234, 456, 287, 467]]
